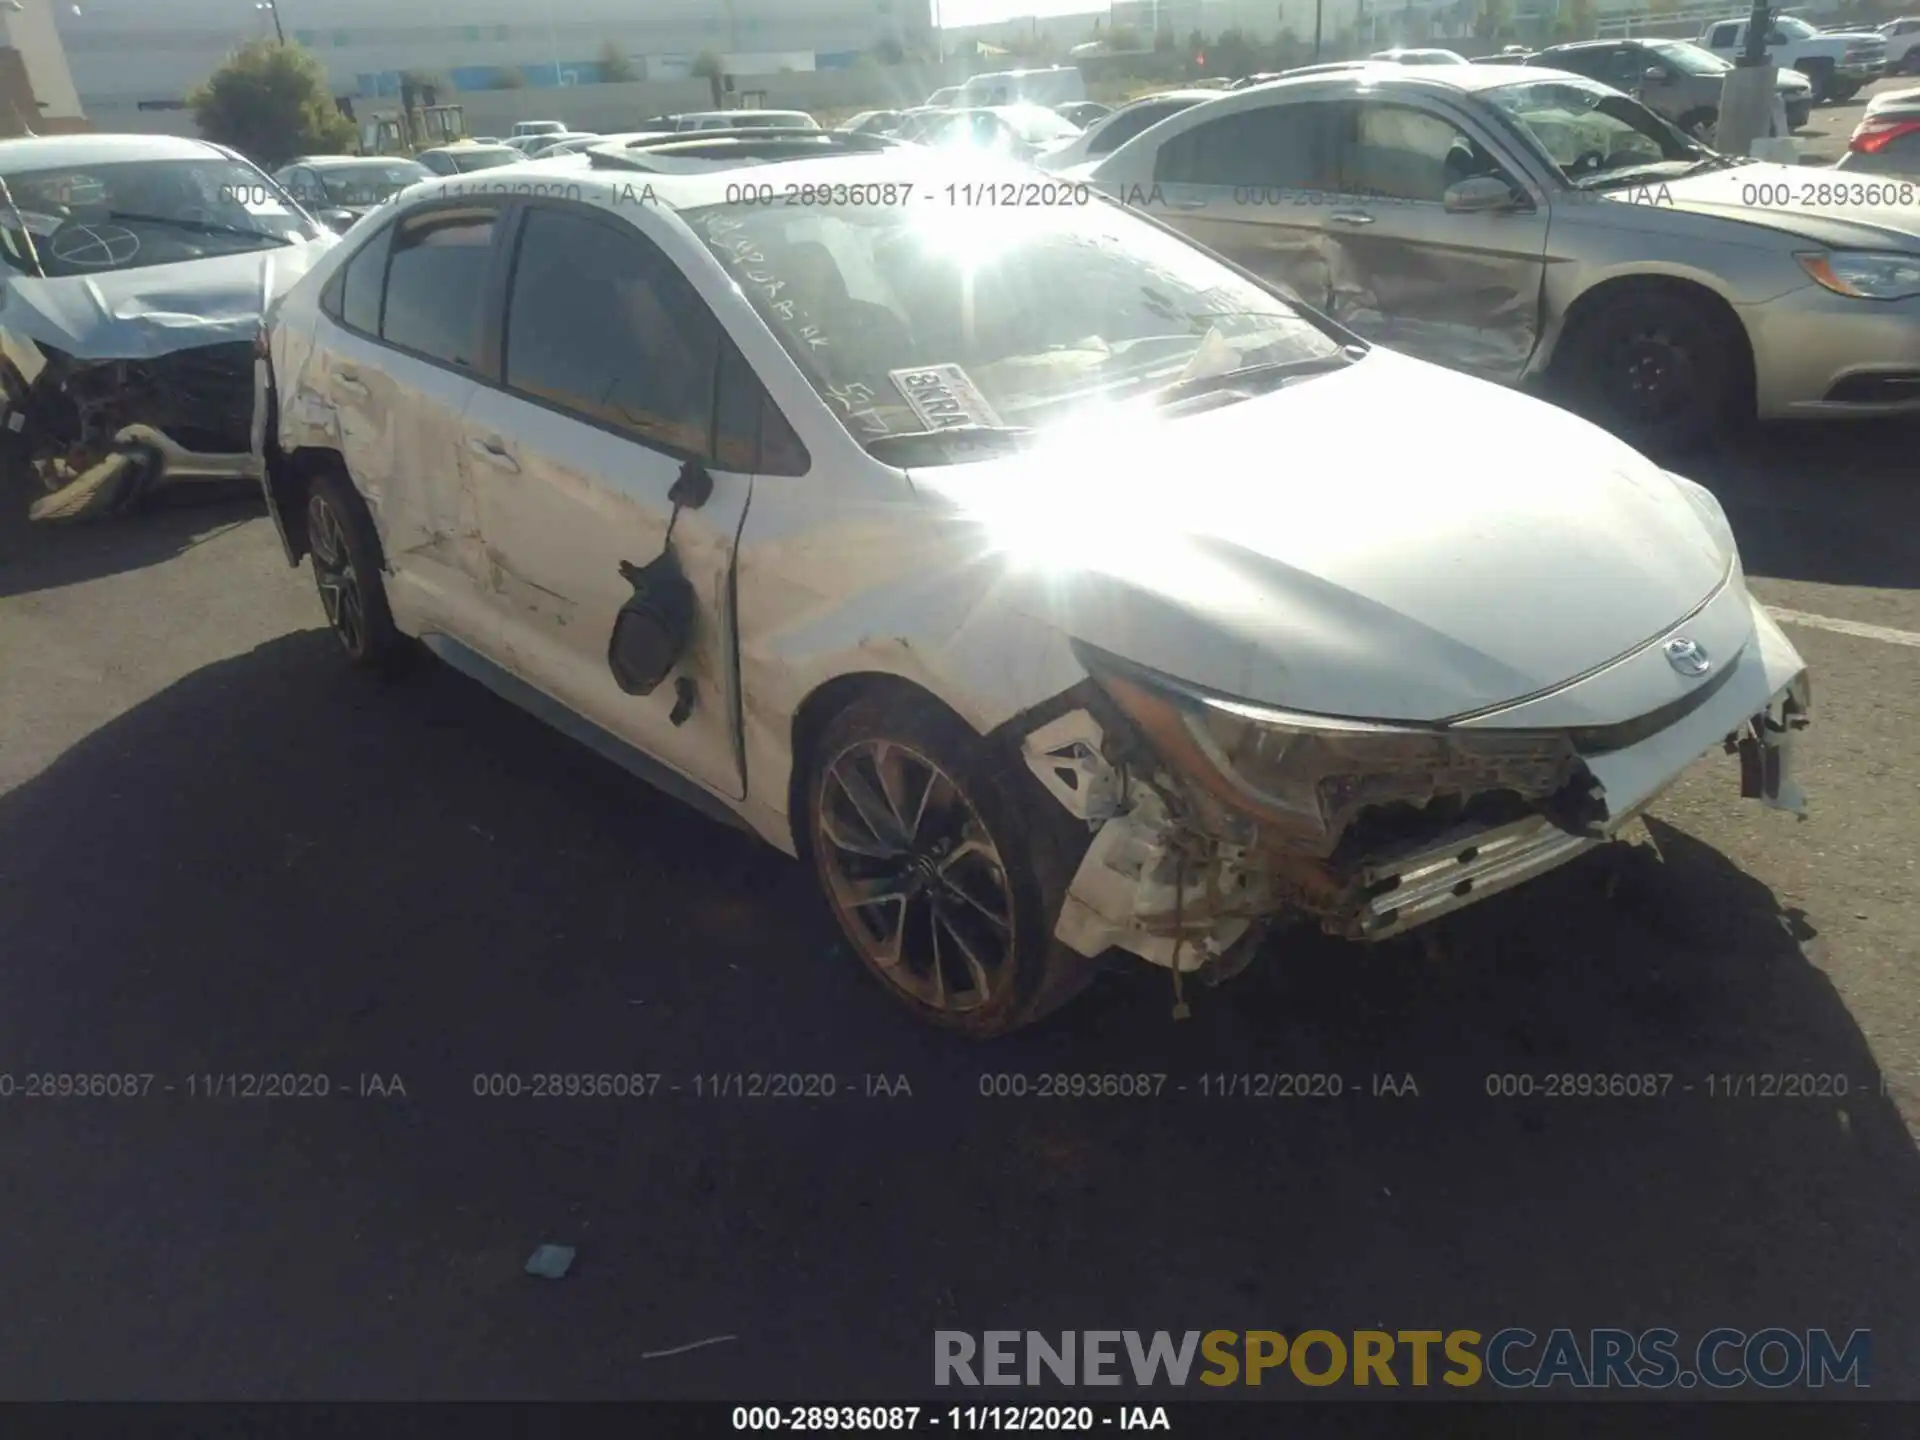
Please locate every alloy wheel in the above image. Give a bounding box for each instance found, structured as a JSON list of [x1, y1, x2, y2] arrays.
[[307, 491, 365, 655], [815, 738, 1016, 1014]]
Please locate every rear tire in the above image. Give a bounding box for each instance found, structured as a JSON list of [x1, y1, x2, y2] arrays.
[[305, 465, 409, 676], [1555, 283, 1746, 453], [803, 688, 1098, 1037]]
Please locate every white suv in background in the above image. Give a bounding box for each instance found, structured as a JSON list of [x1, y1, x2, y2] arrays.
[[252, 133, 1810, 1036]]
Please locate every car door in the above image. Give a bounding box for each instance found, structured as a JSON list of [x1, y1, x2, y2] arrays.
[[1123, 97, 1345, 313], [307, 200, 501, 645], [458, 200, 754, 801], [1313, 96, 1550, 381]]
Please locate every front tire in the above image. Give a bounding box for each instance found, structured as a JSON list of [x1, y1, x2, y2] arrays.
[[305, 466, 408, 675], [804, 689, 1097, 1037], [1555, 283, 1745, 452]]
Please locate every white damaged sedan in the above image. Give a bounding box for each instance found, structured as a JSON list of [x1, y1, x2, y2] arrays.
[[256, 138, 1810, 1035]]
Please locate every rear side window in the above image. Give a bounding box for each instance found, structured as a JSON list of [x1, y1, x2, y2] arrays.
[[382, 209, 496, 367], [1707, 22, 1739, 46], [1155, 104, 1339, 189], [1092, 100, 1191, 154], [503, 205, 720, 457], [334, 221, 392, 335]]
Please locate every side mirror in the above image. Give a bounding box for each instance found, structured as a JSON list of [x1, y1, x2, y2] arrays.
[[1643, 66, 1668, 82], [322, 208, 356, 231], [1443, 175, 1521, 213]]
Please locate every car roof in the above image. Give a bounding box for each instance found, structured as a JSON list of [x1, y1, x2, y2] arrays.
[[0, 132, 226, 170], [1122, 89, 1223, 105], [420, 143, 519, 157], [1239, 60, 1581, 94], [305, 154, 423, 167], [677, 109, 812, 121]]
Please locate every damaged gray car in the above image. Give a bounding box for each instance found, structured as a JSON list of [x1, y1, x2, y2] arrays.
[[0, 134, 336, 522]]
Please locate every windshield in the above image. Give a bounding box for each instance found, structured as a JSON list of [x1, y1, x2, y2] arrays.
[[1774, 15, 1816, 39], [0, 156, 317, 276], [451, 149, 518, 173], [688, 191, 1341, 447], [317, 160, 431, 205], [1646, 39, 1731, 74], [1483, 77, 1699, 185]]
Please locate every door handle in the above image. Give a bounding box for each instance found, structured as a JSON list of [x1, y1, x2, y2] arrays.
[[467, 435, 519, 473], [1328, 210, 1375, 225]]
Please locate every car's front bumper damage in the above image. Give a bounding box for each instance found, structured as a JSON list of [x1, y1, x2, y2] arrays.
[[5, 340, 262, 523], [1028, 596, 1810, 974]]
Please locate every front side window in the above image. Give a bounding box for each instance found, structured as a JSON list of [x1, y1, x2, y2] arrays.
[[381, 208, 496, 366], [502, 206, 718, 456], [1707, 22, 1739, 47], [687, 187, 1341, 448], [1645, 40, 1731, 75], [1335, 102, 1513, 203], [1154, 104, 1341, 189], [0, 156, 318, 276]]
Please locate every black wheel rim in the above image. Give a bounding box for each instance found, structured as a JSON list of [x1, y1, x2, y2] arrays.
[[307, 493, 365, 656], [816, 739, 1015, 1014], [1607, 325, 1700, 426]]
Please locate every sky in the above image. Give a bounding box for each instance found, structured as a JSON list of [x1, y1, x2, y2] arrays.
[[935, 0, 1109, 26]]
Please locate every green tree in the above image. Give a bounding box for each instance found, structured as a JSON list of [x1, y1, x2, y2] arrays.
[[691, 49, 724, 107], [598, 41, 635, 83], [188, 39, 355, 167], [873, 36, 905, 63], [1213, 26, 1259, 74], [1107, 23, 1144, 51], [1474, 0, 1513, 41], [1154, 24, 1176, 51]]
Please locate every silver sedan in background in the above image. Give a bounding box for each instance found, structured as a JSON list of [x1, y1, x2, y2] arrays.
[[1084, 64, 1920, 448]]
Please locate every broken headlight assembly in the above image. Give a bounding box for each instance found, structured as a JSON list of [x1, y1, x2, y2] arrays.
[[1077, 648, 1590, 858]]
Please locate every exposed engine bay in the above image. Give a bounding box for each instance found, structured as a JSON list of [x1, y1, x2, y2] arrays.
[[1020, 663, 1809, 986], [5, 339, 260, 522]]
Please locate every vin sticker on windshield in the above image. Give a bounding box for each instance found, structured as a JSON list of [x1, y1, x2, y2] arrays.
[[890, 365, 1002, 431]]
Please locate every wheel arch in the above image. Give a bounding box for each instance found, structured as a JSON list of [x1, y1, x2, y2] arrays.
[[785, 671, 981, 861], [1549, 271, 1757, 412]]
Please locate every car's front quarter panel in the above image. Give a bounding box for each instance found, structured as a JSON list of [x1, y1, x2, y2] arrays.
[[731, 454, 1091, 855], [1530, 197, 1811, 377]]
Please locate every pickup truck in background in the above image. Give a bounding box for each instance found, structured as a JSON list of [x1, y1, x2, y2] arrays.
[[1880, 16, 1920, 75], [1698, 13, 1887, 101]]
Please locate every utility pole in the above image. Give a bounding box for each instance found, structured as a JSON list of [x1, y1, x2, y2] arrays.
[[256, 0, 285, 44], [1717, 0, 1778, 154], [1314, 0, 1324, 57], [544, 0, 562, 86]]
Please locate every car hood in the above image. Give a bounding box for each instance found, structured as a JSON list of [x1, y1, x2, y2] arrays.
[[1, 239, 334, 361], [1653, 161, 1920, 248], [907, 350, 1729, 722], [1776, 68, 1812, 91]]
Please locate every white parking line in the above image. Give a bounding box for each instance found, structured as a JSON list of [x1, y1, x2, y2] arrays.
[[1767, 606, 1920, 649]]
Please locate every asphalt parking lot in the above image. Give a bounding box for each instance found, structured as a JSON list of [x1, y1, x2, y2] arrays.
[[1, 411, 1918, 1402]]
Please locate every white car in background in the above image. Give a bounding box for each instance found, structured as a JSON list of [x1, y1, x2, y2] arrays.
[[254, 134, 1811, 1036]]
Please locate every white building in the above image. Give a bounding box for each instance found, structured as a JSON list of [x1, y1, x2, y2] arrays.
[[59, 0, 934, 115]]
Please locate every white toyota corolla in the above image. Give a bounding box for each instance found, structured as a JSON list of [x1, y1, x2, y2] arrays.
[[255, 132, 1811, 1036]]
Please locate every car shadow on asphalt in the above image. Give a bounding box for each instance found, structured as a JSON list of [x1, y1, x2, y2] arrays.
[[1686, 418, 1920, 591], [0, 473, 262, 600], [0, 632, 1915, 1397]]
